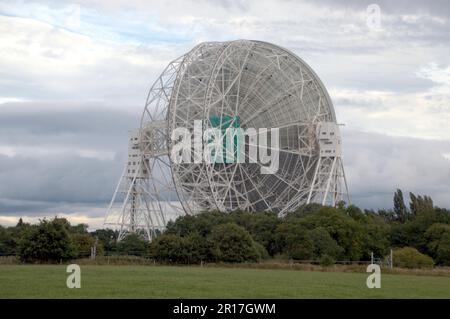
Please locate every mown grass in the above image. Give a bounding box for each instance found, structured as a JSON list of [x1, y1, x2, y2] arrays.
[[1, 264, 450, 298]]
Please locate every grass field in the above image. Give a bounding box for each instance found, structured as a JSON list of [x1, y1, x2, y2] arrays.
[[1, 265, 450, 298]]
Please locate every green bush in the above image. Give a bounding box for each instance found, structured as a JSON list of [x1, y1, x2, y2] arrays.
[[149, 233, 211, 264], [393, 247, 434, 269], [319, 254, 336, 267]]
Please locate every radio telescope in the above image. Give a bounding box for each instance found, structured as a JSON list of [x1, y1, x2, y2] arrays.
[[105, 40, 350, 241]]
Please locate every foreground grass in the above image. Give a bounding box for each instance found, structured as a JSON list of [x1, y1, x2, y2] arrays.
[[0, 265, 450, 298]]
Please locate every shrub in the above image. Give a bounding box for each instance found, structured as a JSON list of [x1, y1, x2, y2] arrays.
[[149, 233, 212, 264], [319, 254, 336, 267], [148, 234, 187, 263], [393, 247, 434, 269]]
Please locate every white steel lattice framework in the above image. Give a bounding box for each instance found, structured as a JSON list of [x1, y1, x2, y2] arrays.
[[104, 40, 350, 241]]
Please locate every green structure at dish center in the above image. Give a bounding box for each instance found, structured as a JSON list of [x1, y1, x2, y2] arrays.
[[209, 115, 242, 164]]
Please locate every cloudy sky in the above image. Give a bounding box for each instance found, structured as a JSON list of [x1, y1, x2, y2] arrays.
[[0, 0, 449, 229]]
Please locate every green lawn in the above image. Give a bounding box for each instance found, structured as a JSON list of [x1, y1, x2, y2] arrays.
[[0, 265, 449, 298]]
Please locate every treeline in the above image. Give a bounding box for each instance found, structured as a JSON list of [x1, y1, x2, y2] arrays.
[[0, 190, 449, 267], [154, 190, 449, 267]]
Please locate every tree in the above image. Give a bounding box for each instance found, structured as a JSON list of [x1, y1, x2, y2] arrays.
[[275, 221, 314, 260], [0, 226, 11, 255], [17, 218, 24, 227], [183, 232, 214, 263], [0, 226, 16, 255], [286, 203, 322, 219], [149, 234, 188, 263], [409, 193, 418, 215], [393, 189, 407, 222], [71, 233, 104, 258], [91, 228, 118, 254], [409, 192, 433, 215], [18, 218, 76, 262], [374, 209, 397, 223], [425, 223, 450, 265], [361, 215, 390, 259], [390, 205, 450, 252], [0, 219, 33, 255], [51, 217, 72, 231], [166, 211, 233, 237], [231, 211, 280, 256], [209, 223, 260, 262], [298, 206, 365, 260], [423, 195, 434, 211], [116, 233, 148, 256], [346, 205, 367, 223], [70, 224, 89, 234], [148, 232, 211, 264], [309, 227, 343, 260]]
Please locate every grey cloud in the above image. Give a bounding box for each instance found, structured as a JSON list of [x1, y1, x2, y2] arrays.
[[3, 1, 450, 102], [205, 0, 249, 11], [343, 129, 450, 209], [1, 0, 450, 222], [301, 0, 450, 18], [215, 3, 450, 93], [0, 103, 141, 213], [0, 101, 139, 151], [0, 199, 107, 220], [1, 103, 449, 216], [0, 198, 58, 215], [0, 153, 122, 206]]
